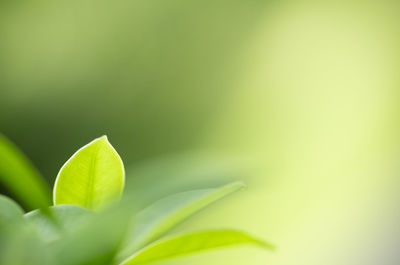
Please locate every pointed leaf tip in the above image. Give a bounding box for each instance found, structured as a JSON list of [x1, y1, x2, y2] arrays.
[[99, 135, 108, 141]]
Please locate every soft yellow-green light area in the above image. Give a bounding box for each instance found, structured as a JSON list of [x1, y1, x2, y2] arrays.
[[164, 2, 400, 265], [1, 1, 400, 264]]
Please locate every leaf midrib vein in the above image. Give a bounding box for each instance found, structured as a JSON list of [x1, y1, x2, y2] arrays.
[[86, 144, 99, 209]]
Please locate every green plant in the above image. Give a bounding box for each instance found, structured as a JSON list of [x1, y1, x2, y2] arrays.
[[0, 135, 274, 265]]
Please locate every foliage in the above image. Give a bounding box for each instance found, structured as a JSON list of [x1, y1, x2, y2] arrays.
[[0, 135, 273, 265]]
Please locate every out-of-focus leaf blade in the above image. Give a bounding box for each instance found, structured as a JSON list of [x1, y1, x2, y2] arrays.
[[0, 222, 51, 265], [52, 204, 132, 265], [0, 195, 24, 224], [117, 181, 245, 260], [125, 152, 244, 206], [25, 205, 92, 242], [53, 136, 125, 210], [0, 204, 51, 265], [120, 230, 274, 265], [0, 134, 51, 210]]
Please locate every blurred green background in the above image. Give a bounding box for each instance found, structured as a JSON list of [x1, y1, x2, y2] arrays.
[[1, 0, 400, 264]]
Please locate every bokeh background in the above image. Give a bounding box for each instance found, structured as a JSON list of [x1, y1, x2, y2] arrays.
[[1, 0, 400, 264]]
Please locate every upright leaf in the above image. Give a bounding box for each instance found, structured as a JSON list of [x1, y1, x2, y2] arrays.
[[53, 136, 125, 210], [117, 182, 245, 260], [120, 230, 274, 265], [0, 134, 51, 210]]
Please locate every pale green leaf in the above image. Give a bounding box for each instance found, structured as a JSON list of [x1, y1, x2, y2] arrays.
[[120, 230, 274, 265], [117, 182, 246, 261], [25, 205, 92, 242], [52, 205, 132, 265], [0, 134, 51, 210], [53, 136, 125, 210], [0, 220, 51, 265], [0, 195, 24, 224]]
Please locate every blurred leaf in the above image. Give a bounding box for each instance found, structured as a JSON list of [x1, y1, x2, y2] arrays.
[[0, 196, 47, 265], [125, 152, 244, 206], [0, 195, 24, 224], [117, 181, 246, 261], [25, 203, 132, 265], [25, 205, 92, 243], [54, 136, 125, 210], [0, 134, 51, 210], [120, 230, 274, 265], [52, 204, 132, 265], [0, 225, 51, 265], [0, 213, 50, 265]]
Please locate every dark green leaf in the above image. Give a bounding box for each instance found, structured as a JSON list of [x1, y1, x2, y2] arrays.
[[0, 134, 51, 210]]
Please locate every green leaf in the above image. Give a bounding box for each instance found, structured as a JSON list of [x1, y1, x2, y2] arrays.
[[120, 230, 274, 265], [25, 205, 92, 242], [0, 197, 50, 265], [53, 136, 125, 210], [0, 195, 24, 224], [0, 134, 51, 210], [0, 220, 50, 265], [117, 182, 246, 261], [52, 205, 132, 265]]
